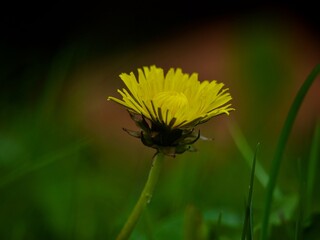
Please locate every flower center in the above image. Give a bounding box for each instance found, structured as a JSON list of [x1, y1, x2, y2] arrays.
[[153, 91, 189, 115]]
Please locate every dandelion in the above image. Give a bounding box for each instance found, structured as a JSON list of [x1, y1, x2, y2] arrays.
[[108, 65, 234, 156], [108, 65, 234, 240]]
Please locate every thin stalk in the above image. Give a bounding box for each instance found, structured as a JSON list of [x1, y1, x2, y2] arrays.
[[228, 122, 283, 200], [116, 152, 165, 240], [241, 143, 259, 240], [261, 64, 320, 240]]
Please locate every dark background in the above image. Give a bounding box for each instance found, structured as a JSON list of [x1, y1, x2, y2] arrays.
[[1, 2, 319, 106], [1, 2, 319, 58]]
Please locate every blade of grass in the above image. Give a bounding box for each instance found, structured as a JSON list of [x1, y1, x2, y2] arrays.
[[228, 122, 283, 200], [241, 143, 259, 240], [295, 158, 305, 240], [295, 121, 320, 240], [261, 64, 320, 240], [305, 121, 320, 218]]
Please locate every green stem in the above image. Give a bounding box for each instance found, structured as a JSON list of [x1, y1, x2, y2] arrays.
[[261, 64, 320, 240], [116, 152, 165, 240]]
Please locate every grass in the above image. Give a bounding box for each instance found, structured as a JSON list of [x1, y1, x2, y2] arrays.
[[261, 64, 320, 240], [0, 40, 319, 240]]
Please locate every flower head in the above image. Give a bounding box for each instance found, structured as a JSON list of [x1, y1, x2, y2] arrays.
[[108, 65, 234, 156]]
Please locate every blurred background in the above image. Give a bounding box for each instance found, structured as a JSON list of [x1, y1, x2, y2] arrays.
[[1, 2, 319, 239]]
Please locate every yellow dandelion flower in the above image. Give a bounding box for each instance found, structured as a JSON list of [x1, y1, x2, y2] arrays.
[[108, 65, 234, 156]]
